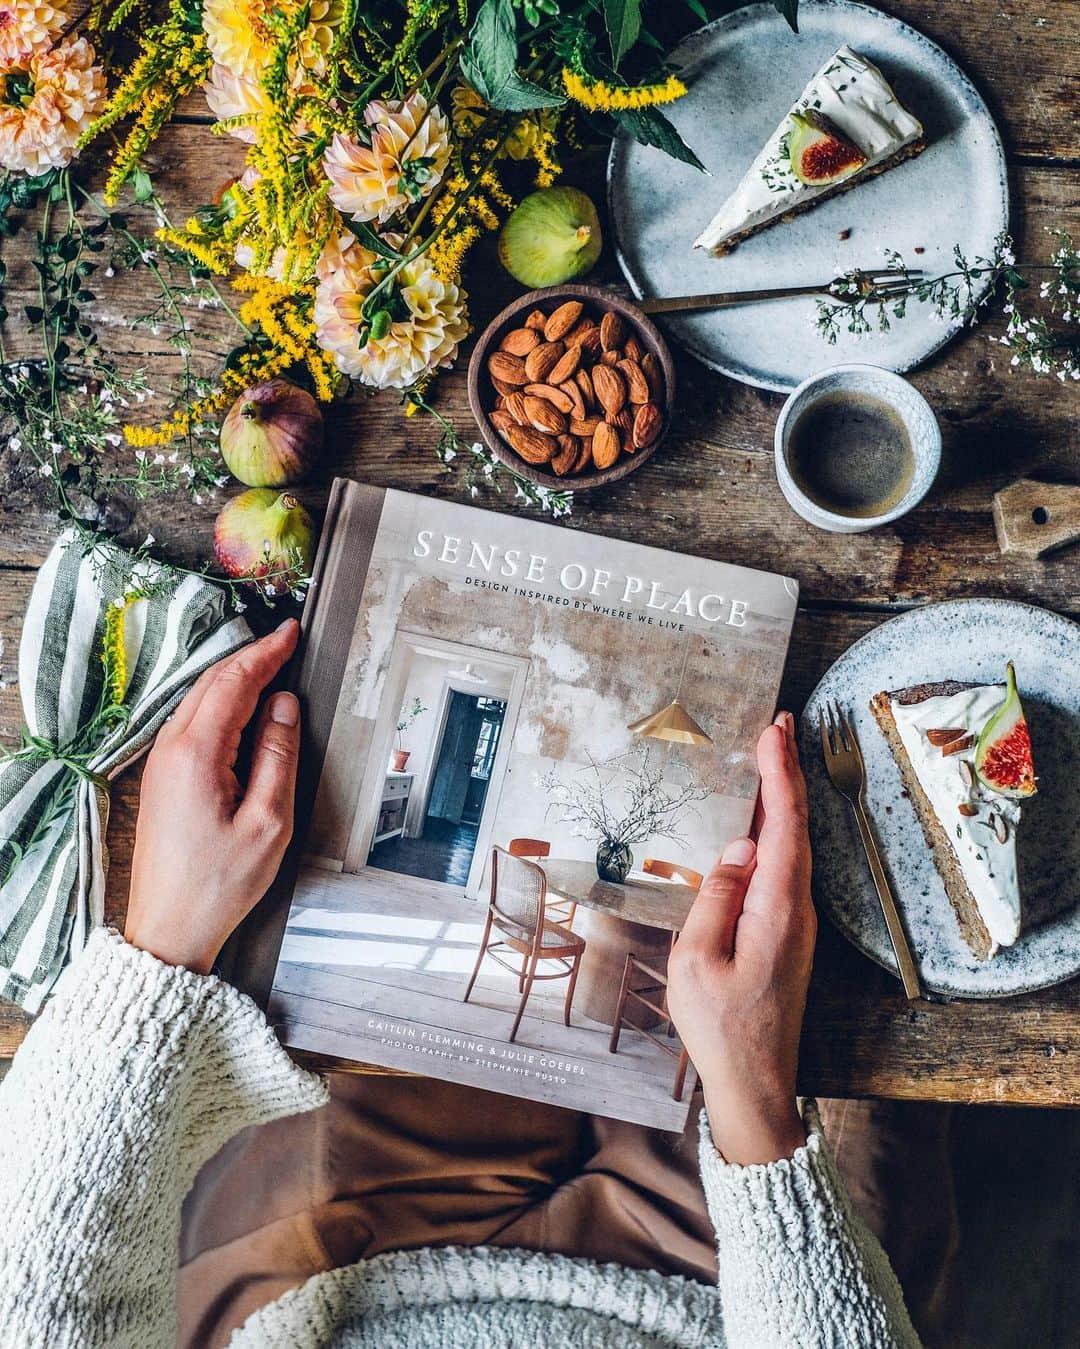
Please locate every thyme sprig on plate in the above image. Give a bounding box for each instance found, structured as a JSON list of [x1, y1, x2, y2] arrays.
[[816, 230, 1080, 382]]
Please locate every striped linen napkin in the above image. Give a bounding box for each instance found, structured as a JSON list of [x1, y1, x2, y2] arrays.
[[0, 530, 251, 1013]]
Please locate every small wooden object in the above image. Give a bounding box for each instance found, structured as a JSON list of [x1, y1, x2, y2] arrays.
[[992, 479, 1080, 559]]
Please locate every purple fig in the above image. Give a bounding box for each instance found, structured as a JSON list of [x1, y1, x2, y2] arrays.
[[213, 489, 316, 595], [219, 379, 323, 487]]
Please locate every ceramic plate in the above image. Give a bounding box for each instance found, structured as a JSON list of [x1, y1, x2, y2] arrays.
[[799, 600, 1080, 999], [607, 1, 1009, 390]]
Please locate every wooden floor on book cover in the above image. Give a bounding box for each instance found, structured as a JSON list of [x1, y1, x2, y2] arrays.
[[268, 865, 696, 1131]]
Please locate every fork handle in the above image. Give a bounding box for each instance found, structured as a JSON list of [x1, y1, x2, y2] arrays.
[[851, 799, 922, 1000], [636, 284, 827, 314]]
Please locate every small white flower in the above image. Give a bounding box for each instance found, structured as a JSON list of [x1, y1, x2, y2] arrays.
[[104, 432, 122, 447], [234, 600, 247, 613], [112, 595, 126, 609], [469, 485, 479, 497], [38, 461, 54, 477], [7, 436, 20, 451], [142, 533, 156, 548], [193, 493, 204, 504], [104, 266, 115, 278], [134, 448, 147, 462]]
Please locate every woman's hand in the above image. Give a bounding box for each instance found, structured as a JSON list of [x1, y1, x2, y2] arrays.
[[124, 619, 301, 975], [667, 711, 816, 1166]]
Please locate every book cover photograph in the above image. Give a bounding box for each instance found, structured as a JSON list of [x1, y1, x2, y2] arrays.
[[263, 482, 798, 1129]]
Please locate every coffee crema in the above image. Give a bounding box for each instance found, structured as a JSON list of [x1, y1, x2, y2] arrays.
[[787, 391, 915, 518]]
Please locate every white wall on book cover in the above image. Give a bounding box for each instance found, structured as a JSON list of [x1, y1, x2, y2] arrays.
[[307, 491, 797, 885]]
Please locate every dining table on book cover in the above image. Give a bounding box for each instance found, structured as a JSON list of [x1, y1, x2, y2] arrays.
[[540, 860, 697, 1028]]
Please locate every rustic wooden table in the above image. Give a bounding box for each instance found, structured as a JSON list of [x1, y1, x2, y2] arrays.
[[1, 1, 1076, 1103]]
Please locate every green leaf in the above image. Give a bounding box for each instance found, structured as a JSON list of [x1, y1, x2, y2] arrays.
[[604, 0, 642, 67], [461, 0, 566, 112], [614, 106, 706, 172], [772, 0, 799, 32], [683, 0, 708, 21], [131, 166, 154, 204], [344, 218, 403, 260]]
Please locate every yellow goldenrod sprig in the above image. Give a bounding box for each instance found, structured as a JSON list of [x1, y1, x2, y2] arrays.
[[560, 69, 687, 112]]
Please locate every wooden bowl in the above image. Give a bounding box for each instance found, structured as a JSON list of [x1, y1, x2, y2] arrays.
[[466, 283, 676, 492]]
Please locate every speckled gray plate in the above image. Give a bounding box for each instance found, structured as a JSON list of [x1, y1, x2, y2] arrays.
[[799, 600, 1080, 999], [607, 1, 1009, 391]]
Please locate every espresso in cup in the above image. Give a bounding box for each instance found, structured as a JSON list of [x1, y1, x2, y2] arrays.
[[787, 390, 916, 519], [774, 365, 941, 535]]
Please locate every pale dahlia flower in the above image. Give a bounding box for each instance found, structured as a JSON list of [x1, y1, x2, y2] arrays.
[[204, 60, 270, 140], [0, 0, 64, 70], [323, 92, 450, 224], [0, 37, 105, 173], [314, 242, 468, 389], [202, 0, 343, 87]]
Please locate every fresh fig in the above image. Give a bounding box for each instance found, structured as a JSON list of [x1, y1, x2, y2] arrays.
[[787, 110, 868, 186], [213, 489, 316, 595], [219, 379, 323, 487], [974, 662, 1038, 799], [498, 187, 602, 288]]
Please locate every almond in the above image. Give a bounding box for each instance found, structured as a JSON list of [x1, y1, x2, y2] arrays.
[[991, 811, 1009, 843], [526, 382, 574, 414], [505, 423, 556, 465], [524, 308, 548, 332], [491, 375, 520, 397], [958, 759, 976, 790], [524, 341, 565, 383], [488, 351, 528, 386], [616, 357, 650, 404], [552, 434, 579, 476], [623, 333, 645, 362], [505, 391, 529, 425], [593, 363, 627, 416], [575, 368, 595, 409], [558, 379, 586, 420], [570, 416, 601, 437], [489, 410, 516, 436], [544, 300, 584, 342], [523, 394, 567, 435], [926, 728, 966, 746], [565, 320, 599, 348], [600, 310, 625, 351], [548, 345, 582, 384], [958, 803, 978, 817], [575, 325, 603, 356], [572, 438, 593, 474], [599, 349, 620, 367], [632, 402, 662, 449], [499, 326, 541, 356], [941, 733, 975, 757], [592, 421, 621, 469], [641, 352, 664, 400], [611, 407, 634, 436]]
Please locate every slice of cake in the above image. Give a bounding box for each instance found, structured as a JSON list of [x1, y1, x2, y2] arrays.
[[870, 665, 1037, 961], [694, 45, 925, 256]]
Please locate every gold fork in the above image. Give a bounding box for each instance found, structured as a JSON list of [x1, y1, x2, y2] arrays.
[[819, 701, 922, 1000], [637, 268, 924, 316]]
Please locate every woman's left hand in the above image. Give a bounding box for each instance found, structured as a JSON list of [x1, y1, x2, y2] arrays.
[[124, 619, 301, 974]]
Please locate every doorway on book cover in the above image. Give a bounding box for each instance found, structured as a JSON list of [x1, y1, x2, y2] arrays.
[[346, 631, 530, 897]]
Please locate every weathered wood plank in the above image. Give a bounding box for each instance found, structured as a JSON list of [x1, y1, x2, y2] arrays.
[[1, 581, 1074, 1105]]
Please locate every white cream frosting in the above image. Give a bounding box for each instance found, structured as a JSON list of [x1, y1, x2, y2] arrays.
[[694, 45, 924, 252], [891, 685, 1021, 955]]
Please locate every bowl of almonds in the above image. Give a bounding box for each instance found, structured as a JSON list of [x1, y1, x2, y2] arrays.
[[467, 284, 675, 490]]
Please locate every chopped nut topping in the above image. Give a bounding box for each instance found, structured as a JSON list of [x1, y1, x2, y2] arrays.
[[941, 734, 975, 757], [927, 728, 967, 746], [958, 803, 978, 817]]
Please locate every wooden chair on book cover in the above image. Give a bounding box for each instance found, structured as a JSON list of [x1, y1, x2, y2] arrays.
[[608, 859, 704, 1100], [463, 847, 586, 1043], [508, 837, 576, 928]]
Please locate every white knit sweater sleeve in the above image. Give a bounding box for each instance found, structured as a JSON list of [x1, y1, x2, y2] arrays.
[[699, 1104, 922, 1348], [0, 928, 328, 1349]]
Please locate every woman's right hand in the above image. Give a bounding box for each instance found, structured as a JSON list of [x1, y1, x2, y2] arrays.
[[666, 712, 816, 1166]]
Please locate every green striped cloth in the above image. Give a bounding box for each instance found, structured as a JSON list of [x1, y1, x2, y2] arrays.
[[0, 530, 251, 1013]]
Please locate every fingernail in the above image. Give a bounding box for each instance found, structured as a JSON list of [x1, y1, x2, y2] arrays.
[[783, 711, 795, 736], [270, 692, 298, 726], [275, 617, 297, 634], [721, 837, 756, 867]]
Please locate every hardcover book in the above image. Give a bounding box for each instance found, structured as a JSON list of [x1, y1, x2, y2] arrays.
[[232, 480, 798, 1130]]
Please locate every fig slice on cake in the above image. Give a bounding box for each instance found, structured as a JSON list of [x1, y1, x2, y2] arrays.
[[787, 110, 868, 185], [975, 661, 1038, 799]]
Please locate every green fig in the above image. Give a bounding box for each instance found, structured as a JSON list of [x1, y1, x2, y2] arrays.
[[787, 110, 868, 186], [219, 379, 324, 487], [974, 662, 1038, 799], [498, 187, 602, 288], [213, 489, 316, 596]]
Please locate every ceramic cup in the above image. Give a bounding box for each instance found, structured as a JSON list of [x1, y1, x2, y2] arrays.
[[773, 364, 942, 534]]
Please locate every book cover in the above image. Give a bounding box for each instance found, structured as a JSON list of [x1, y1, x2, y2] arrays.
[[248, 480, 798, 1130]]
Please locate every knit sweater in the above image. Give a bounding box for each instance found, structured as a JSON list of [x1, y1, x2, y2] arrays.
[[0, 930, 921, 1349]]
